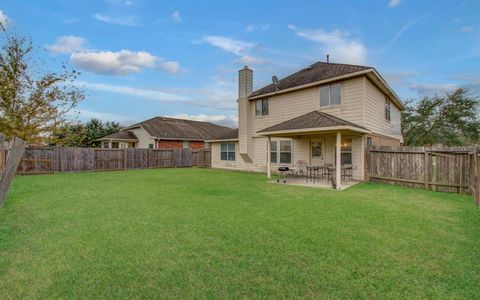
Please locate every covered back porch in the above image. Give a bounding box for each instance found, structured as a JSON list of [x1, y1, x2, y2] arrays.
[[258, 110, 370, 190]]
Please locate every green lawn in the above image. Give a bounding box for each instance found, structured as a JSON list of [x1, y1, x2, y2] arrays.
[[0, 168, 479, 299]]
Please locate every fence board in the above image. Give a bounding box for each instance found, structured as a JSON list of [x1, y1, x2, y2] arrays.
[[0, 137, 26, 207], [17, 147, 54, 174], [13, 146, 209, 175], [367, 145, 480, 204]]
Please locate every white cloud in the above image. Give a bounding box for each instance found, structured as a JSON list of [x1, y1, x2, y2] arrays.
[[236, 55, 265, 65], [408, 82, 458, 97], [388, 0, 401, 8], [171, 11, 181, 23], [0, 10, 9, 27], [202, 36, 254, 55], [288, 25, 367, 65], [156, 61, 185, 74], [93, 13, 140, 26], [71, 50, 157, 75], [75, 81, 190, 103], [47, 37, 183, 76], [167, 114, 237, 128], [459, 26, 473, 32], [75, 80, 236, 111], [71, 109, 135, 123], [201, 35, 264, 66], [46, 35, 87, 54]]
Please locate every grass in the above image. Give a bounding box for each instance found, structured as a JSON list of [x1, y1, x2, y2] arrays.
[[0, 168, 479, 299]]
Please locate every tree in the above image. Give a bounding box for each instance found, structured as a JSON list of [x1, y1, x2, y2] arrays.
[[53, 122, 87, 147], [0, 24, 84, 142], [402, 88, 480, 146], [52, 119, 121, 147]]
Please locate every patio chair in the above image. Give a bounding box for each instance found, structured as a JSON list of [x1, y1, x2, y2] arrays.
[[292, 160, 307, 176], [321, 163, 333, 180], [305, 165, 320, 183], [342, 164, 353, 181]]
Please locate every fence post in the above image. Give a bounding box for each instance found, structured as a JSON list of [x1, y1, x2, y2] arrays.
[[424, 152, 429, 190], [123, 149, 128, 170], [459, 156, 463, 194], [366, 146, 371, 181], [471, 147, 480, 206], [431, 154, 437, 192], [147, 149, 151, 168]]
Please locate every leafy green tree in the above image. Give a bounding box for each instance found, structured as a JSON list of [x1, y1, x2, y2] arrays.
[[0, 24, 84, 142], [84, 119, 121, 147], [53, 123, 87, 147], [402, 88, 480, 146], [53, 119, 122, 147]]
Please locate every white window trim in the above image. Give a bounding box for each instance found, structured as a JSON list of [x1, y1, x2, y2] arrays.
[[220, 142, 236, 161], [319, 82, 343, 109], [255, 98, 269, 117], [385, 98, 392, 122], [269, 139, 293, 165]]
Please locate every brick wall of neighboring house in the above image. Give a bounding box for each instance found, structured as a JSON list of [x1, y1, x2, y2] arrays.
[[157, 140, 205, 150]]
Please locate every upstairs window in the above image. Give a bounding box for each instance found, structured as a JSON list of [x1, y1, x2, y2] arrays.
[[221, 143, 235, 161], [320, 83, 341, 107], [385, 98, 391, 121], [255, 99, 269, 116]]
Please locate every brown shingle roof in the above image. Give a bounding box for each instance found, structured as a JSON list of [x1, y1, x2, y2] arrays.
[[128, 116, 234, 140], [257, 111, 369, 133], [249, 62, 371, 98], [209, 128, 238, 140], [98, 130, 138, 141]]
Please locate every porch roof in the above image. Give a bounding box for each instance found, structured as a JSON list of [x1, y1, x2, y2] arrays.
[[257, 110, 371, 136], [95, 130, 138, 142]]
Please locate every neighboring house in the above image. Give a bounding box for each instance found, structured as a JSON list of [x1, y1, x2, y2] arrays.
[[96, 116, 233, 150], [207, 61, 405, 187]]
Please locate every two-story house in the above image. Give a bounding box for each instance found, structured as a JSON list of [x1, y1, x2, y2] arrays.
[[207, 61, 405, 189]]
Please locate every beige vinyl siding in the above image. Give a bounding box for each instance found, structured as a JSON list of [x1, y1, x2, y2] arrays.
[[211, 142, 261, 172], [250, 77, 367, 139], [129, 127, 156, 148], [211, 135, 364, 180], [365, 79, 403, 141]]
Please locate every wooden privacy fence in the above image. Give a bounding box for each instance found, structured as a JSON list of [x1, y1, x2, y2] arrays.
[[13, 147, 211, 175], [366, 145, 480, 205], [0, 134, 26, 207]]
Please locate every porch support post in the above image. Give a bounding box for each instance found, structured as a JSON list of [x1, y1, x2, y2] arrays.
[[267, 136, 271, 179], [108, 141, 112, 149], [336, 131, 342, 190]]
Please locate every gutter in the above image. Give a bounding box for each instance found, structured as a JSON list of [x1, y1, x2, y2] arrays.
[[204, 138, 239, 143]]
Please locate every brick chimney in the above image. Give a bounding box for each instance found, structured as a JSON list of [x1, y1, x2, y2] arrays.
[[238, 66, 253, 157]]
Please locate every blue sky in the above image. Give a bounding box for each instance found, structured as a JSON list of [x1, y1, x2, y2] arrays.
[[1, 0, 479, 127]]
